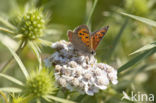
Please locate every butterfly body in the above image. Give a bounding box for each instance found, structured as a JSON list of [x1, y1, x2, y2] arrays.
[[68, 24, 109, 55]]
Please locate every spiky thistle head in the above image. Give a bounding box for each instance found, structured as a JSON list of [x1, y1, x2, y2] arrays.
[[25, 68, 56, 97], [12, 96, 24, 103], [18, 9, 45, 40]]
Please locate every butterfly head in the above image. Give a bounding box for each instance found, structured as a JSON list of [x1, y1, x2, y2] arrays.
[[90, 49, 96, 55]]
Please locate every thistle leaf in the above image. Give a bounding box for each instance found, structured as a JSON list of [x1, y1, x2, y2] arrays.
[[121, 12, 156, 27], [118, 47, 156, 73], [0, 87, 22, 93], [1, 41, 29, 78], [29, 41, 42, 70], [130, 42, 156, 55], [0, 17, 16, 30], [45, 95, 76, 103], [0, 73, 24, 86]]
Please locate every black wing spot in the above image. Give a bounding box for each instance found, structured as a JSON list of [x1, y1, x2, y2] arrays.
[[80, 33, 83, 35], [85, 36, 89, 38], [83, 31, 89, 33], [101, 32, 106, 34], [99, 36, 103, 39]]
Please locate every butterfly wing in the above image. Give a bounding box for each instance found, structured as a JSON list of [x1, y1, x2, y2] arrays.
[[91, 26, 109, 50], [67, 25, 91, 53], [68, 30, 73, 42]]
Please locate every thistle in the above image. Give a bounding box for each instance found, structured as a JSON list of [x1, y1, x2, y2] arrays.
[[25, 68, 56, 97], [18, 9, 45, 40], [0, 8, 51, 73], [12, 96, 25, 103]]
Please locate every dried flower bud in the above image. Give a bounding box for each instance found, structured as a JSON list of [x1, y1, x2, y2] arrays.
[[69, 61, 77, 68], [58, 78, 67, 87], [55, 65, 62, 73], [72, 78, 80, 87]]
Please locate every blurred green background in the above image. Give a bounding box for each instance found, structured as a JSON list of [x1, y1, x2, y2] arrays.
[[0, 0, 156, 103]]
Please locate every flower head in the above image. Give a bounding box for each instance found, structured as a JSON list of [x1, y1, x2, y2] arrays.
[[25, 68, 56, 97], [12, 96, 24, 103], [18, 9, 45, 39], [45, 40, 118, 96]]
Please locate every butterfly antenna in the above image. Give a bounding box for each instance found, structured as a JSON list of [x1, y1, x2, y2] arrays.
[[106, 25, 109, 30]]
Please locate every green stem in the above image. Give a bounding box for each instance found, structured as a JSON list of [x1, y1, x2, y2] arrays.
[[0, 39, 28, 73], [106, 18, 129, 60], [86, 0, 98, 28], [0, 91, 8, 103]]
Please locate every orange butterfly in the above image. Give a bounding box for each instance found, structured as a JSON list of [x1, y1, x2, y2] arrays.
[[68, 24, 109, 54]]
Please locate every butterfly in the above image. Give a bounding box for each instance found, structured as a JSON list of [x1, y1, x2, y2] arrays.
[[68, 24, 109, 55]]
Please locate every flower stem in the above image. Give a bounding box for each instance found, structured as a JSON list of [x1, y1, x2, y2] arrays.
[[106, 18, 129, 61], [0, 91, 8, 103], [0, 39, 28, 73], [86, 0, 98, 28]]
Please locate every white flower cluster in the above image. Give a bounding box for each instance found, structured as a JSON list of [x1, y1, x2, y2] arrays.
[[45, 40, 118, 96]]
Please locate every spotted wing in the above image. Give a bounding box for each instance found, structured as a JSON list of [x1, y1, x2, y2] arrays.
[[67, 25, 91, 53], [76, 25, 90, 48], [91, 26, 109, 50]]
